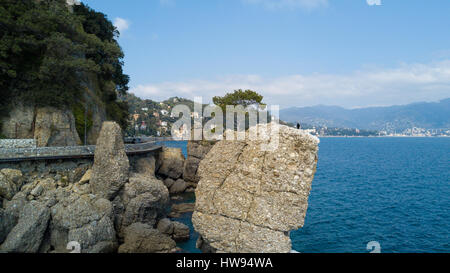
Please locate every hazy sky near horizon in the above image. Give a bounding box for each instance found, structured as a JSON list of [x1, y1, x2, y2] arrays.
[[81, 0, 450, 108]]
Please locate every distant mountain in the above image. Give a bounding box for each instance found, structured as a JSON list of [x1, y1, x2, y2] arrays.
[[280, 98, 450, 132]]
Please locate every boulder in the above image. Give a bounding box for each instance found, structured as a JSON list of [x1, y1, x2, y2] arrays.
[[169, 202, 195, 218], [157, 218, 174, 235], [0, 169, 23, 200], [1, 201, 50, 253], [169, 179, 187, 194], [50, 193, 116, 253], [78, 169, 92, 185], [90, 122, 129, 200], [135, 156, 156, 177], [192, 123, 319, 253], [163, 178, 175, 188], [172, 221, 190, 242], [118, 223, 176, 253], [183, 141, 215, 183], [182, 157, 201, 183], [157, 148, 185, 179], [117, 173, 169, 236], [0, 208, 16, 244]]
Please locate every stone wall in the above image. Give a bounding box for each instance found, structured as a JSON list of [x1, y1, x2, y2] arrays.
[[0, 139, 36, 149]]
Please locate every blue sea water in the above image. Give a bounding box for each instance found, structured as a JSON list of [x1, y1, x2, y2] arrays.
[[161, 138, 450, 253]]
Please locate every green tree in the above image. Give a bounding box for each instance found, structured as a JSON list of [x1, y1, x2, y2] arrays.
[[213, 89, 265, 111], [0, 0, 130, 131], [212, 89, 267, 130]]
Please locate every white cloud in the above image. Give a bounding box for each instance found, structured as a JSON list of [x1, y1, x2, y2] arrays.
[[243, 0, 328, 10], [367, 0, 381, 6], [113, 18, 130, 33], [130, 61, 450, 108]]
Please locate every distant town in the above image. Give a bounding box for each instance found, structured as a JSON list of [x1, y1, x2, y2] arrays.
[[123, 95, 450, 138], [300, 125, 450, 137]]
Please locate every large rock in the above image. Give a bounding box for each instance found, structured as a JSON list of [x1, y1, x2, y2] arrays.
[[0, 208, 16, 244], [50, 193, 116, 253], [183, 141, 215, 183], [116, 173, 169, 236], [135, 156, 156, 177], [192, 123, 319, 253], [90, 122, 129, 200], [118, 223, 176, 253], [172, 221, 190, 242], [0, 104, 35, 139], [0, 169, 23, 200], [1, 201, 50, 253], [169, 179, 187, 194], [157, 148, 185, 179]]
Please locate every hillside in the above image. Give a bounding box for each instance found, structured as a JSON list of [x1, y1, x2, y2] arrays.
[[280, 98, 450, 132], [121, 94, 201, 137], [0, 1, 129, 145]]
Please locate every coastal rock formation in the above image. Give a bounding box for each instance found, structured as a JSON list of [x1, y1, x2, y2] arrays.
[[90, 122, 129, 200], [0, 121, 175, 253], [1, 201, 50, 253], [115, 173, 169, 237], [157, 218, 190, 242], [183, 141, 215, 185], [118, 223, 176, 253], [192, 123, 319, 253], [0, 169, 24, 201], [0, 104, 81, 147], [156, 147, 185, 180], [169, 179, 187, 194]]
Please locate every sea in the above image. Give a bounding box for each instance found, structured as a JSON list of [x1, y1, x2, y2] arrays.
[[159, 137, 450, 253]]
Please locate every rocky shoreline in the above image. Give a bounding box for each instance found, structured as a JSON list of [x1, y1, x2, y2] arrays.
[[1, 122, 319, 253], [0, 122, 196, 253]]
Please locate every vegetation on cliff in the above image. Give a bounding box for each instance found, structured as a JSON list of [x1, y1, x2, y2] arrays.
[[0, 0, 129, 131]]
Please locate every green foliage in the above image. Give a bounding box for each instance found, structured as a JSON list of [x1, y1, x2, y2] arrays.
[[72, 103, 93, 143], [0, 0, 129, 128], [213, 89, 265, 111], [106, 100, 129, 131]]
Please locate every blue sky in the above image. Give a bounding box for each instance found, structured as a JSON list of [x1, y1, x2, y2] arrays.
[[80, 0, 450, 108]]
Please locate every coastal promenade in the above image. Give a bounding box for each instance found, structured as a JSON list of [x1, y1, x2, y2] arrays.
[[0, 141, 162, 163]]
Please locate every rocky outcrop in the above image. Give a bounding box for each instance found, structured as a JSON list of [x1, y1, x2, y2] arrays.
[[183, 141, 215, 185], [192, 123, 319, 253], [115, 173, 169, 237], [168, 202, 195, 218], [0, 121, 174, 253], [169, 179, 187, 194], [49, 192, 117, 253], [157, 218, 190, 242], [134, 157, 156, 177], [0, 169, 24, 201], [156, 147, 185, 180], [1, 201, 50, 253], [0, 104, 81, 147], [118, 223, 177, 253], [90, 122, 129, 200]]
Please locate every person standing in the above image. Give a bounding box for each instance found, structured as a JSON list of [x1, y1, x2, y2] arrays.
[[297, 123, 301, 130]]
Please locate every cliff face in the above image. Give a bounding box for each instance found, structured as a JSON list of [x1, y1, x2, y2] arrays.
[[1, 104, 81, 147], [1, 74, 108, 147]]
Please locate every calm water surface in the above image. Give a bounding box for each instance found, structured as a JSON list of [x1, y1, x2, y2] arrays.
[[162, 138, 450, 253]]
